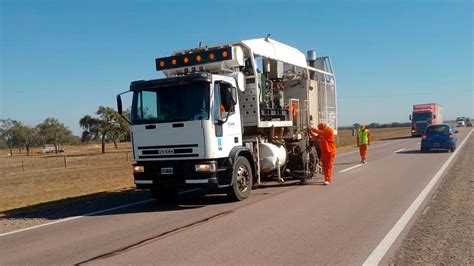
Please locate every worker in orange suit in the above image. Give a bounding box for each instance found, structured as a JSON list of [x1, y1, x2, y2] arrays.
[[356, 124, 371, 163], [309, 122, 336, 185]]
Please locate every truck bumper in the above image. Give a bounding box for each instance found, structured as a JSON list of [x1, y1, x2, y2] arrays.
[[133, 159, 232, 190]]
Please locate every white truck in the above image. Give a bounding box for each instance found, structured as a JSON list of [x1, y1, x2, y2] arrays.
[[117, 38, 337, 200]]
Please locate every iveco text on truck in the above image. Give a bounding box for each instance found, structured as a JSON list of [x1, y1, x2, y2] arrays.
[[117, 38, 337, 200], [409, 103, 443, 137]]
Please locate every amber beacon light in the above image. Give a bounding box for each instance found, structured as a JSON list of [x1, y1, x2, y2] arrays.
[[155, 47, 233, 71]]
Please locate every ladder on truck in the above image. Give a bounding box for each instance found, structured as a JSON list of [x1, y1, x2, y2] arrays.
[[316, 57, 337, 134]]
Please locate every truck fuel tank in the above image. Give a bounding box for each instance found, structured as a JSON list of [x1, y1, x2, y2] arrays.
[[259, 143, 287, 173]]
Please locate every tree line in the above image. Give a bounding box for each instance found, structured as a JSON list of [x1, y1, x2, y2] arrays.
[[0, 106, 129, 156]]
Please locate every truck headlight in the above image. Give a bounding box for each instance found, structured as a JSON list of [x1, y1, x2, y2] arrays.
[[195, 163, 217, 172], [133, 165, 145, 173]]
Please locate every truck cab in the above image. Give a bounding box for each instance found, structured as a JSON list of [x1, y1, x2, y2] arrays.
[[118, 73, 253, 199], [410, 103, 443, 137]]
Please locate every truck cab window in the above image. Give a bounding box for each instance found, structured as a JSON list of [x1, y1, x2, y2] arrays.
[[213, 83, 222, 120], [135, 91, 158, 123]]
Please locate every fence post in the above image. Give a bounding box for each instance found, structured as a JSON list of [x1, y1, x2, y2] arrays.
[[63, 155, 68, 168]]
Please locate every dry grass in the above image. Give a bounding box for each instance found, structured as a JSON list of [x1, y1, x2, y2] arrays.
[[0, 142, 134, 213], [337, 127, 411, 148], [0, 143, 132, 175], [0, 128, 411, 213], [0, 163, 134, 213]]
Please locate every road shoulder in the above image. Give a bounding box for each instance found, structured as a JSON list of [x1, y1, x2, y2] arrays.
[[390, 133, 474, 264]]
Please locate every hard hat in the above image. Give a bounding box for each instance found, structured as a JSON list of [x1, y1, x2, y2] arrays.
[[317, 123, 326, 130]]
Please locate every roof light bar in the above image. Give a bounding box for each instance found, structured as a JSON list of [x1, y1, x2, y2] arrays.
[[155, 47, 233, 71]]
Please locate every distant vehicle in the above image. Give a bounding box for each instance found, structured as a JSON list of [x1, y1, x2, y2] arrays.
[[456, 120, 465, 127], [465, 117, 472, 127], [409, 103, 443, 137], [42, 144, 64, 154], [421, 124, 457, 152], [456, 117, 466, 127]]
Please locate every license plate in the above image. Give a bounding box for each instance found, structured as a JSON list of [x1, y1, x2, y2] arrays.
[[433, 143, 440, 147], [161, 167, 173, 175]]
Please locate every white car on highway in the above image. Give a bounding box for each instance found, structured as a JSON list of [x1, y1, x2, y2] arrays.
[[456, 120, 465, 127]]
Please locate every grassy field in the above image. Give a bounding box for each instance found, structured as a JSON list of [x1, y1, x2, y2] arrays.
[[0, 127, 411, 213], [337, 127, 411, 148], [0, 143, 135, 213]]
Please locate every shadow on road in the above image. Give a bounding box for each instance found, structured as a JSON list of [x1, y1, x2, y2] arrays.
[[1, 177, 320, 221], [397, 149, 450, 154], [0, 188, 234, 220]]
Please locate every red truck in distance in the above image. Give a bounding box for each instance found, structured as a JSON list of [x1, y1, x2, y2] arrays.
[[409, 103, 443, 137]]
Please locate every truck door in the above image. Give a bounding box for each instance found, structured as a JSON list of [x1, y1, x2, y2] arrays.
[[213, 81, 243, 158]]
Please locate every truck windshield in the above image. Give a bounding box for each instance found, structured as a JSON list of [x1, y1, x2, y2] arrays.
[[412, 112, 432, 121], [131, 82, 210, 124]]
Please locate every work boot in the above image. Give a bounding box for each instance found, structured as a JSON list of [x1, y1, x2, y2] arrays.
[[324, 181, 330, 185]]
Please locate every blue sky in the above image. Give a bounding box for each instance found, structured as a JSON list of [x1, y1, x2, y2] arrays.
[[1, 0, 472, 135]]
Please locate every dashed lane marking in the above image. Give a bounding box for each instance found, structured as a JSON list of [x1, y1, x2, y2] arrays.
[[339, 163, 364, 173], [394, 148, 407, 153]]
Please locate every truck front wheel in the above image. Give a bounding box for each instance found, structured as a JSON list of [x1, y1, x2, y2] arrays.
[[227, 156, 253, 201]]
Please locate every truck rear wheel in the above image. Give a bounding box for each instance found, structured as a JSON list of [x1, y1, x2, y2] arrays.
[[151, 188, 178, 201], [227, 156, 253, 201]]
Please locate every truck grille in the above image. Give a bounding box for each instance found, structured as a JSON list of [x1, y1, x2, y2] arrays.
[[138, 144, 199, 159]]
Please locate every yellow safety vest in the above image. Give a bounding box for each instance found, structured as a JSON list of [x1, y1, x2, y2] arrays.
[[357, 129, 369, 145]]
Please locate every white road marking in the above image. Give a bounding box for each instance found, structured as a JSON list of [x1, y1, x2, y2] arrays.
[[135, 180, 153, 184], [184, 188, 204, 194], [339, 164, 364, 173], [185, 179, 209, 184], [394, 148, 407, 153], [363, 129, 473, 265], [0, 199, 155, 238], [336, 139, 410, 158]]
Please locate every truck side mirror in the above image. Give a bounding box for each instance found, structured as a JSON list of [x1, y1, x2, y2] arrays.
[[433, 115, 436, 119], [409, 114, 412, 121], [117, 95, 123, 115], [116, 91, 131, 124], [231, 86, 238, 106]]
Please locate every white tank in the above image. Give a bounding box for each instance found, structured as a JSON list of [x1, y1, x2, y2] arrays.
[[259, 143, 287, 173]]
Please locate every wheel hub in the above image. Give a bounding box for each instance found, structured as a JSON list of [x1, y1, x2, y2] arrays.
[[236, 166, 250, 192]]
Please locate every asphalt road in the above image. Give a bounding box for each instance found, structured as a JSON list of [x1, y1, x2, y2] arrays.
[[0, 128, 472, 265]]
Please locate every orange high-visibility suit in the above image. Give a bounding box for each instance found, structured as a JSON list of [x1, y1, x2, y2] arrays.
[[310, 124, 336, 183]]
